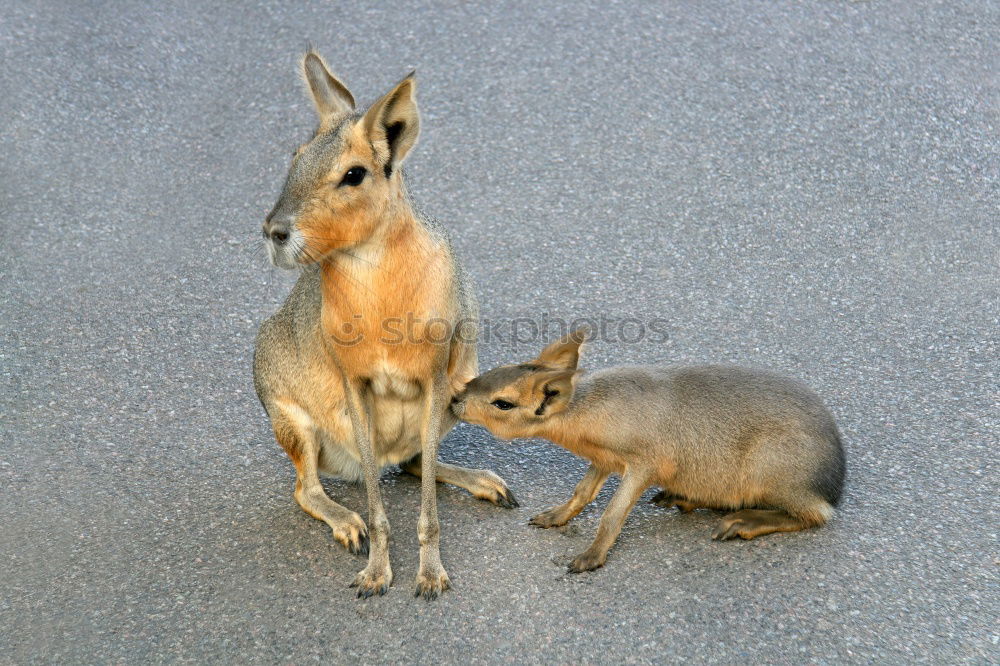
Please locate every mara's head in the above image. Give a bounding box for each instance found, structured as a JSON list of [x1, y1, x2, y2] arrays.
[[452, 328, 589, 440], [262, 51, 420, 268]]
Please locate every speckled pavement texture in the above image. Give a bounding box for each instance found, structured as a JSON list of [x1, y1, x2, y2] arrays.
[[1, 1, 997, 663]]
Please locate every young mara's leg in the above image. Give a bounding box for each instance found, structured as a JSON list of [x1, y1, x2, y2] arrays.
[[650, 490, 702, 513], [568, 469, 650, 573], [712, 500, 834, 541], [401, 455, 519, 509], [272, 400, 368, 555], [530, 464, 609, 528]]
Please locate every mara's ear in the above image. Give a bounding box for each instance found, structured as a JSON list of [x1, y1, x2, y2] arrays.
[[532, 370, 578, 417], [302, 51, 355, 119], [362, 72, 419, 178], [534, 327, 590, 371]]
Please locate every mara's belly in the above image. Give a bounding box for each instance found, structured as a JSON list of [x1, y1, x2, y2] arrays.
[[315, 395, 456, 479], [663, 461, 761, 510]]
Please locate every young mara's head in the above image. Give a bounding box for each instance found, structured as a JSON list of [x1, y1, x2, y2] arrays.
[[452, 328, 589, 440], [262, 51, 420, 269]]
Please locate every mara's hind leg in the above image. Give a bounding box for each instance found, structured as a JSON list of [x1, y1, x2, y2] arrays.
[[401, 455, 519, 509], [712, 500, 834, 541], [650, 490, 702, 513], [271, 401, 369, 556]]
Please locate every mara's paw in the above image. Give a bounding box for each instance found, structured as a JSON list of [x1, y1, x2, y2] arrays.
[[349, 563, 392, 599], [529, 508, 569, 529], [650, 490, 674, 506], [650, 491, 699, 513], [331, 513, 369, 557], [413, 565, 451, 601], [712, 514, 765, 541], [471, 471, 519, 509], [567, 549, 606, 574], [712, 509, 808, 541]]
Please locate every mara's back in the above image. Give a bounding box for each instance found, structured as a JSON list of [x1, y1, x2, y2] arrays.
[[577, 364, 844, 503], [252, 265, 320, 405], [582, 365, 835, 429]]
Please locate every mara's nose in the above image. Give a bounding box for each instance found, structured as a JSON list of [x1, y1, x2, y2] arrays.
[[262, 218, 290, 245]]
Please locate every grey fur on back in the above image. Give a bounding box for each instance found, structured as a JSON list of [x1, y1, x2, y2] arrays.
[[573, 364, 846, 505]]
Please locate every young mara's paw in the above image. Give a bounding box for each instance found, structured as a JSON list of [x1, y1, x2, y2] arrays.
[[529, 508, 569, 529], [650, 491, 699, 513], [567, 549, 606, 573]]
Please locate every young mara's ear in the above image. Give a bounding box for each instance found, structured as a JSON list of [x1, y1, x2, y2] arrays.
[[302, 51, 355, 119], [533, 370, 578, 417], [362, 72, 420, 178], [534, 327, 590, 371]]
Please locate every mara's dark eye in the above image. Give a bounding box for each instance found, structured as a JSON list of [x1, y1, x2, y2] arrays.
[[340, 166, 367, 187], [491, 399, 516, 411]]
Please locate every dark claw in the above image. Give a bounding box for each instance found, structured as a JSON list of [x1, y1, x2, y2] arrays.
[[652, 490, 686, 507], [712, 522, 740, 541], [354, 582, 388, 599], [415, 586, 438, 601], [415, 579, 449, 600], [497, 488, 519, 509], [354, 532, 370, 557]]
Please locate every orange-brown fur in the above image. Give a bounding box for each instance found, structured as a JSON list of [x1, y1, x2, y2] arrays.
[[452, 328, 846, 573]]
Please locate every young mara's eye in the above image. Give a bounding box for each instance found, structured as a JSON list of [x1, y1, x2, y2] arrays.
[[491, 399, 516, 411], [340, 166, 367, 187]]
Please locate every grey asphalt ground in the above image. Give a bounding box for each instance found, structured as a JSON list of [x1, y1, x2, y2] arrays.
[[1, 1, 997, 663]]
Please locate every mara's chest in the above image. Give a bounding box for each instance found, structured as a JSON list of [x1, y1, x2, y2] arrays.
[[318, 247, 455, 377], [557, 436, 629, 475]]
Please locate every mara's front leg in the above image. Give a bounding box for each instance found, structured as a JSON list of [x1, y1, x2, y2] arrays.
[[414, 370, 451, 600], [529, 463, 609, 528], [568, 468, 650, 573], [342, 377, 392, 598]]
